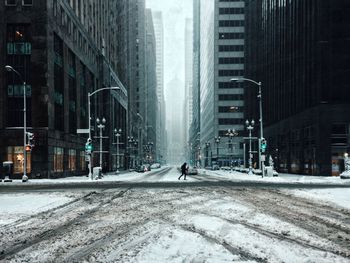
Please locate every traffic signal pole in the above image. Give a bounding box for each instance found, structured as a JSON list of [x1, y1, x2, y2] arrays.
[[257, 82, 265, 178], [88, 93, 93, 180]]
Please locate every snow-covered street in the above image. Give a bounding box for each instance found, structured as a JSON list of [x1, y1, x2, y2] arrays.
[[0, 167, 350, 262]]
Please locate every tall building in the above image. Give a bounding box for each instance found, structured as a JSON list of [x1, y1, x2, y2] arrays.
[[0, 0, 129, 178], [145, 9, 158, 164], [189, 0, 201, 166], [245, 0, 350, 176], [185, 18, 193, 161], [152, 10, 167, 163], [199, 0, 245, 167], [123, 0, 148, 167]]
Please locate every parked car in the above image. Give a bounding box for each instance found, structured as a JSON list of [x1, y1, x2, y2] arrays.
[[150, 163, 161, 169], [212, 164, 220, 170], [253, 169, 262, 175], [187, 167, 198, 175], [136, 165, 147, 173]]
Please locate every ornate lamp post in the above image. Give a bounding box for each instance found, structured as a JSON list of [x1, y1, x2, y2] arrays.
[[96, 117, 106, 169], [214, 136, 221, 165], [134, 140, 138, 166], [226, 129, 238, 169], [246, 120, 255, 175], [87, 86, 119, 179], [127, 136, 135, 169], [205, 142, 211, 167], [147, 142, 154, 164], [231, 78, 265, 176], [114, 128, 122, 174]]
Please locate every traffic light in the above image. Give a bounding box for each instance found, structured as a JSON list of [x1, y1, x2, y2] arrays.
[[27, 132, 35, 147], [85, 138, 93, 154], [261, 138, 267, 153]]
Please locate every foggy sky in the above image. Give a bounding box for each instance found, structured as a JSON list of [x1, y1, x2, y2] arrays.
[[146, 0, 193, 103]]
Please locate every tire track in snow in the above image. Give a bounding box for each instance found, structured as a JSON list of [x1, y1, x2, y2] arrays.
[[223, 188, 350, 257], [0, 188, 131, 261]]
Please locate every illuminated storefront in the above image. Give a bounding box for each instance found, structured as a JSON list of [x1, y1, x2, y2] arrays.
[[6, 146, 31, 174]]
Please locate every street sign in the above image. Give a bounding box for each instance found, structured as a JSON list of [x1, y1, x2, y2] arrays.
[[243, 137, 258, 140], [77, 129, 90, 134]]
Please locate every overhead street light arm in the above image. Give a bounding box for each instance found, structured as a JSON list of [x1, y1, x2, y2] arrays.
[[231, 77, 265, 177], [5, 65, 27, 182], [88, 86, 120, 97], [87, 86, 119, 180], [230, 77, 261, 87]]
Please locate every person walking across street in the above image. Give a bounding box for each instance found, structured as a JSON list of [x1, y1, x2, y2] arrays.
[[178, 162, 188, 180]]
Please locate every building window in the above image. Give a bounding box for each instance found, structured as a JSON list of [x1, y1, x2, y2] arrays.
[[5, 0, 16, 6], [218, 118, 244, 125], [68, 149, 76, 171], [219, 20, 244, 27], [219, 33, 244, 40], [219, 45, 244, 52], [219, 8, 244, 15], [80, 151, 86, 171], [7, 146, 31, 174], [22, 0, 32, 6], [218, 94, 244, 100], [53, 147, 64, 172], [219, 57, 244, 64], [219, 82, 243, 89], [218, 70, 244, 77]]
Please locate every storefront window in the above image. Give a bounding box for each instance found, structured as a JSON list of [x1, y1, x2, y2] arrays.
[[6, 146, 31, 174], [54, 147, 64, 172], [80, 151, 86, 171], [68, 149, 76, 171]]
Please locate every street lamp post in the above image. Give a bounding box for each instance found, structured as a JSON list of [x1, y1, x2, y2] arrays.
[[136, 113, 144, 165], [214, 136, 221, 165], [226, 129, 238, 170], [96, 117, 106, 169], [231, 78, 265, 177], [87, 86, 119, 179], [246, 120, 255, 175], [114, 128, 122, 174], [198, 146, 201, 168], [5, 65, 28, 182], [205, 142, 210, 167], [147, 142, 154, 164], [134, 140, 138, 167], [127, 136, 135, 169]]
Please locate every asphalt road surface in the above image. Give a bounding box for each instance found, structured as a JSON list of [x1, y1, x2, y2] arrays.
[[0, 167, 349, 262]]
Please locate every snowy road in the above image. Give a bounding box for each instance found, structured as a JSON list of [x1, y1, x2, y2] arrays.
[[1, 167, 350, 262]]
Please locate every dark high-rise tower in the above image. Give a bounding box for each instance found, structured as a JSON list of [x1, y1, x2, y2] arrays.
[[245, 0, 350, 176], [0, 0, 129, 177]]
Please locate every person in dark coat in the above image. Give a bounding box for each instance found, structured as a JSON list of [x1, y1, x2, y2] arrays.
[[178, 162, 188, 180]]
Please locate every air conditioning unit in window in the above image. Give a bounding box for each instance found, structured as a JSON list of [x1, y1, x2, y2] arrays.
[[22, 0, 32, 6], [5, 0, 17, 6]]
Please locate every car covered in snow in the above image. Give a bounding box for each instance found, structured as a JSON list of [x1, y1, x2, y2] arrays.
[[187, 167, 198, 175], [150, 163, 161, 169]]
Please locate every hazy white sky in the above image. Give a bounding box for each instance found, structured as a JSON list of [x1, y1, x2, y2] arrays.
[[146, 0, 193, 99]]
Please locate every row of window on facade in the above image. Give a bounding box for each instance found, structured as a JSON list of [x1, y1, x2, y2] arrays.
[[5, 146, 86, 174], [53, 1, 97, 66], [5, 0, 32, 6]]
